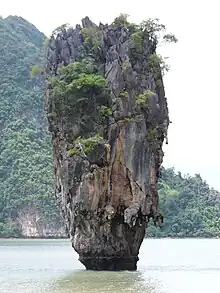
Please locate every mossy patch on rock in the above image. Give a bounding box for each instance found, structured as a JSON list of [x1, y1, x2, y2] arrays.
[[119, 90, 129, 98], [135, 90, 155, 107], [68, 135, 105, 157], [147, 125, 157, 141]]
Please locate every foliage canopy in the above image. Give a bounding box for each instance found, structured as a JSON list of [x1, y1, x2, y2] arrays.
[[0, 16, 62, 237]]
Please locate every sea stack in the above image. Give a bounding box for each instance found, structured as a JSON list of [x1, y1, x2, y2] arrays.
[[45, 15, 171, 270]]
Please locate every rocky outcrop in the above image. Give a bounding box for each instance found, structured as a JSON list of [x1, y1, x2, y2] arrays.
[[17, 207, 66, 238], [45, 16, 170, 270]]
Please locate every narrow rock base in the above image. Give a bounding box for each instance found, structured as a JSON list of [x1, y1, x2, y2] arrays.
[[79, 256, 138, 271]]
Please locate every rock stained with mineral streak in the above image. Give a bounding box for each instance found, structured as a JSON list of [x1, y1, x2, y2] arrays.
[[45, 16, 169, 271]]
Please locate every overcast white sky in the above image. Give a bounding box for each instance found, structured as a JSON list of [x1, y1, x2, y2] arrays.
[[2, 0, 220, 189]]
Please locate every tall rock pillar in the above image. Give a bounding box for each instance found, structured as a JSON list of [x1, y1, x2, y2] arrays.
[[45, 16, 170, 270]]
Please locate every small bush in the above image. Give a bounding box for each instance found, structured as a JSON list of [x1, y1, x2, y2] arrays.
[[99, 106, 113, 122], [119, 90, 129, 98], [140, 18, 165, 41], [112, 13, 130, 28], [148, 53, 170, 76], [163, 33, 178, 43], [129, 31, 143, 52], [67, 147, 82, 157], [136, 90, 155, 106], [80, 135, 104, 154], [148, 126, 157, 140], [68, 135, 104, 157], [51, 23, 71, 37], [81, 27, 102, 49], [111, 13, 139, 34]]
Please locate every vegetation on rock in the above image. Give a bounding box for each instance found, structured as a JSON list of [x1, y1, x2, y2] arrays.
[[48, 61, 108, 108], [119, 90, 129, 98], [148, 53, 170, 76], [68, 135, 104, 157], [113, 14, 178, 72], [47, 58, 110, 142], [99, 106, 113, 122], [81, 27, 102, 53], [135, 90, 155, 107]]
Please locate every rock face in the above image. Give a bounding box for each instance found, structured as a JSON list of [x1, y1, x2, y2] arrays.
[[45, 16, 169, 270], [17, 207, 66, 238]]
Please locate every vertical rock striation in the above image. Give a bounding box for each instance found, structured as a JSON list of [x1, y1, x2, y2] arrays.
[[45, 16, 170, 270]]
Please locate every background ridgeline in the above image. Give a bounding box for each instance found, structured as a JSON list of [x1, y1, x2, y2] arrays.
[[0, 15, 64, 238]]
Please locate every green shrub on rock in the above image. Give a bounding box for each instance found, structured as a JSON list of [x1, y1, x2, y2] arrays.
[[148, 53, 170, 76], [48, 61, 109, 117], [68, 135, 104, 157], [135, 90, 155, 106], [81, 27, 102, 52]]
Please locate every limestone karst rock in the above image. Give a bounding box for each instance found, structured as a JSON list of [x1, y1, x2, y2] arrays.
[[45, 16, 170, 270]]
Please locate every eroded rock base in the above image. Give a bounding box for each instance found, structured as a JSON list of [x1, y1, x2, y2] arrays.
[[79, 256, 138, 271]]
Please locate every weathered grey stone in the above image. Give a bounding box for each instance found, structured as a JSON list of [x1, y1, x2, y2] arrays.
[[81, 16, 97, 29], [45, 17, 169, 271]]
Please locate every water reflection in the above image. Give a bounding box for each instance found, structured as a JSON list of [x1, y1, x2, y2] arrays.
[[51, 270, 162, 293]]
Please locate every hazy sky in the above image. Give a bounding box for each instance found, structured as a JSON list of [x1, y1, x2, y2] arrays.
[[2, 0, 220, 189]]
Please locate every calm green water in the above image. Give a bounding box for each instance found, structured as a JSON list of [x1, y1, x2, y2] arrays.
[[1, 239, 220, 293]]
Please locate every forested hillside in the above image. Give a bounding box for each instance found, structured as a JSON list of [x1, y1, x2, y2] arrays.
[[0, 15, 220, 238], [148, 168, 220, 238], [0, 16, 64, 237]]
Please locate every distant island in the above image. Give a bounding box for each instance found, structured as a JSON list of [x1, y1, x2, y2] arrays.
[[147, 167, 220, 238], [0, 15, 220, 240]]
